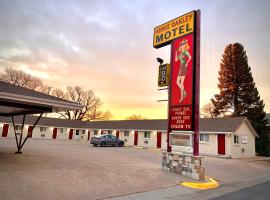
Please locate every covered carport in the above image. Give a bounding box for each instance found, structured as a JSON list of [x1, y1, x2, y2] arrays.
[[0, 81, 83, 153]]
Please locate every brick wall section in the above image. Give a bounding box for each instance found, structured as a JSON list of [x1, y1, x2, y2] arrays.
[[162, 152, 205, 180]]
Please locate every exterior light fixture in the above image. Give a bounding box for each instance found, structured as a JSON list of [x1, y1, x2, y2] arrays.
[[156, 57, 164, 65]]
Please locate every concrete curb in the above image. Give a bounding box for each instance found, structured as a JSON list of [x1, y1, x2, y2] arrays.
[[180, 176, 219, 190]]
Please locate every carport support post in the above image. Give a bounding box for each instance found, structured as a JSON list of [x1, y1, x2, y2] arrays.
[[11, 113, 43, 154], [11, 116, 20, 152], [18, 113, 43, 153]]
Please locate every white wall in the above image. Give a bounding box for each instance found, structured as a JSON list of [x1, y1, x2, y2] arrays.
[[80, 129, 89, 141], [56, 128, 69, 140], [32, 126, 53, 139], [199, 134, 218, 155], [118, 130, 134, 146], [161, 132, 167, 150], [137, 131, 157, 148], [230, 121, 256, 158], [7, 124, 30, 138]]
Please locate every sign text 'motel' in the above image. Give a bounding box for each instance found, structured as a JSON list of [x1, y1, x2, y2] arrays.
[[153, 11, 194, 48]]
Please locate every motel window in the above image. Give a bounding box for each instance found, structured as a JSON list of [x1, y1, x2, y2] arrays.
[[82, 130, 86, 135], [94, 130, 98, 135], [59, 128, 66, 134], [234, 135, 239, 144], [15, 125, 22, 131], [124, 131, 129, 137], [76, 130, 80, 135], [199, 134, 209, 142], [144, 131, 151, 139], [40, 127, 47, 132]]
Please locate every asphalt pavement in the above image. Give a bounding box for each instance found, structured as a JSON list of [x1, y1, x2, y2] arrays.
[[1, 138, 270, 200]]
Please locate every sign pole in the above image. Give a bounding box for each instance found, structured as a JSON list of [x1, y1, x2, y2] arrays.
[[167, 51, 172, 152], [193, 10, 200, 156]]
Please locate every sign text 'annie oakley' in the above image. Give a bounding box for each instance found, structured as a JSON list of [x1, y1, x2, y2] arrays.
[[153, 11, 194, 48]]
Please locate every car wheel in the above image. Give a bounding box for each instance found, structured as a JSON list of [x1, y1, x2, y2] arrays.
[[93, 144, 97, 147], [119, 142, 124, 147], [100, 141, 106, 147]]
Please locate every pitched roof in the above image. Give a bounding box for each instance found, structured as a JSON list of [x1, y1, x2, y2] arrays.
[[0, 81, 70, 103], [0, 115, 248, 133], [0, 81, 83, 115]]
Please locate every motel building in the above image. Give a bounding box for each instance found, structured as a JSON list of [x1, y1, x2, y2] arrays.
[[0, 116, 257, 158]]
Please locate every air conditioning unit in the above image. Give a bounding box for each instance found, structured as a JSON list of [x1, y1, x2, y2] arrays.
[[241, 148, 245, 153]]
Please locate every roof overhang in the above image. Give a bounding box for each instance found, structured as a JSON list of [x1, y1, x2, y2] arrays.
[[0, 91, 83, 116]]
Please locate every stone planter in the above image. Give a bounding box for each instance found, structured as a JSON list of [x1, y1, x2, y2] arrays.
[[162, 151, 205, 180]]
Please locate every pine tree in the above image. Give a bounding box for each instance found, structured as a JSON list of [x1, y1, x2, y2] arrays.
[[211, 43, 269, 155]]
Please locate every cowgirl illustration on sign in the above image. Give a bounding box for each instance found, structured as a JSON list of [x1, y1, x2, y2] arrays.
[[175, 39, 191, 103]]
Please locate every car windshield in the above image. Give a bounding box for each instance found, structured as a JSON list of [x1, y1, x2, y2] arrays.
[[94, 134, 110, 138]]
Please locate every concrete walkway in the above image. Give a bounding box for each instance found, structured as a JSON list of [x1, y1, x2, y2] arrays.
[[1, 139, 270, 200]]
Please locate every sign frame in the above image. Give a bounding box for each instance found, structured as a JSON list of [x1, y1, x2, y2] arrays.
[[158, 64, 170, 87], [165, 10, 200, 156], [153, 11, 195, 49], [170, 132, 192, 147]]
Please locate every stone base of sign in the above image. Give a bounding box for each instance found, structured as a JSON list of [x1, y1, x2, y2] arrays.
[[161, 151, 205, 180]]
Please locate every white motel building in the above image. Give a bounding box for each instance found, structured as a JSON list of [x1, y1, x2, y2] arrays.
[[0, 115, 258, 158]]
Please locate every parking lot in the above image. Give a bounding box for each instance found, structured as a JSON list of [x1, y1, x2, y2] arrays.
[[1, 139, 270, 200], [0, 139, 185, 200]]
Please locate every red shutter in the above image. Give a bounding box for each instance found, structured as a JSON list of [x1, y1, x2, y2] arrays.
[[69, 129, 73, 139], [87, 130, 90, 141], [218, 134, 225, 155], [52, 128, 57, 139], [157, 132, 162, 148], [28, 126, 33, 138], [134, 131, 138, 146], [1, 124, 9, 137]]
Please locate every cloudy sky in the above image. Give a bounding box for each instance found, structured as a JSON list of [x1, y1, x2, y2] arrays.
[[0, 0, 269, 119]]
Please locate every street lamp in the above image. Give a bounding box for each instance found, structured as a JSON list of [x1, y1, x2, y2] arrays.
[[156, 57, 163, 65]]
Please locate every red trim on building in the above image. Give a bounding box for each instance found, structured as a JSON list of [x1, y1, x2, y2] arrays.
[[157, 132, 162, 148], [87, 130, 90, 141], [28, 126, 33, 138], [68, 129, 73, 139], [52, 128, 57, 139], [116, 131, 119, 139], [218, 134, 225, 155], [1, 124, 9, 137], [134, 131, 138, 146]]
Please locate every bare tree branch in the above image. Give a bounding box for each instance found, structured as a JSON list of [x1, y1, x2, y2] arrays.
[[125, 114, 147, 120]]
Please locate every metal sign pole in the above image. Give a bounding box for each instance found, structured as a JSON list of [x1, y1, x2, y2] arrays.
[[193, 10, 201, 156]]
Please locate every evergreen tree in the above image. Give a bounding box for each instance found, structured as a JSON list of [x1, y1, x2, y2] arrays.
[[211, 43, 269, 155]]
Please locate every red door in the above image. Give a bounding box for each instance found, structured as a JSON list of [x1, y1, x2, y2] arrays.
[[101, 130, 103, 135], [116, 131, 119, 139], [134, 131, 138, 146], [157, 132, 162, 148], [1, 124, 9, 137], [52, 128, 57, 139], [28, 126, 33, 138], [87, 130, 90, 141], [69, 129, 73, 139], [218, 134, 225, 155]]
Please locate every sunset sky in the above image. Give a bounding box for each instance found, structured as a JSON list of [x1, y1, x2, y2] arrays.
[[0, 0, 269, 119]]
